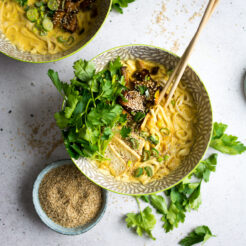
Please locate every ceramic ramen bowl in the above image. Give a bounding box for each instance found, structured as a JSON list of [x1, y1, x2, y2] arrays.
[[72, 44, 213, 195], [0, 0, 112, 63]]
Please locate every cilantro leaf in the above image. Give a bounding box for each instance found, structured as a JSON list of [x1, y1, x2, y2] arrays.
[[136, 85, 148, 95], [126, 206, 156, 240], [149, 194, 168, 214], [133, 112, 146, 122], [120, 126, 131, 138], [111, 0, 135, 14], [109, 57, 122, 76], [194, 154, 218, 182], [73, 60, 95, 81], [179, 225, 215, 246], [210, 122, 246, 155], [64, 94, 79, 118], [48, 69, 64, 96]]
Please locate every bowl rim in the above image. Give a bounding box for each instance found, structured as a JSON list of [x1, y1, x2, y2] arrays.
[[0, 0, 112, 64], [72, 44, 213, 196], [32, 159, 108, 235]]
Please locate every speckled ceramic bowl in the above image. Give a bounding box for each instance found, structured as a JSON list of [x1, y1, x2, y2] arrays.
[[72, 44, 213, 195], [32, 160, 108, 235], [0, 0, 112, 63]]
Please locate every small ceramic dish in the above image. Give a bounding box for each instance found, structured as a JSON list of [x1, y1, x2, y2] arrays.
[[72, 44, 213, 195], [32, 159, 107, 235], [0, 0, 112, 63]]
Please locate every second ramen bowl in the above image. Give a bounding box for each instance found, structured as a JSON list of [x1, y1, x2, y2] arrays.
[[73, 44, 213, 195], [0, 0, 111, 63]]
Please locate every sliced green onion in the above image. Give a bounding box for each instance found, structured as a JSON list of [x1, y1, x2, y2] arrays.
[[142, 149, 150, 161], [57, 36, 67, 43], [134, 167, 143, 177], [144, 166, 153, 177], [35, 1, 44, 7], [151, 148, 159, 157], [171, 100, 175, 106], [148, 135, 159, 145], [40, 30, 47, 36], [57, 36, 75, 46], [157, 157, 163, 162], [66, 36, 75, 45], [160, 127, 170, 136], [42, 18, 53, 31], [140, 131, 149, 139], [47, 0, 59, 11], [129, 137, 139, 149], [164, 155, 169, 161], [127, 160, 132, 167], [26, 8, 39, 22]]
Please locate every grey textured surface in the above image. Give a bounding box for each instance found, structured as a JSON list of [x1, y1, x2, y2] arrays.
[[0, 0, 246, 245]]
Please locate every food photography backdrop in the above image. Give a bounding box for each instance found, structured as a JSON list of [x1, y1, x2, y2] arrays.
[[0, 0, 245, 245]]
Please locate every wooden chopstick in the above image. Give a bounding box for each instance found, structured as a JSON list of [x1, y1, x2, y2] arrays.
[[157, 0, 219, 107]]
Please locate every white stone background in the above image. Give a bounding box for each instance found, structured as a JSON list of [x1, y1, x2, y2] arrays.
[[0, 0, 246, 245]]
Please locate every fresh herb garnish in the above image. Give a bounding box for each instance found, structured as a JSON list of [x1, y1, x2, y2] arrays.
[[210, 122, 246, 155], [144, 166, 153, 177], [134, 167, 143, 177], [49, 58, 126, 160], [125, 197, 156, 240], [120, 126, 131, 138], [136, 85, 148, 95], [111, 0, 136, 14], [193, 153, 218, 182], [148, 135, 159, 145], [133, 111, 146, 122], [179, 225, 215, 246]]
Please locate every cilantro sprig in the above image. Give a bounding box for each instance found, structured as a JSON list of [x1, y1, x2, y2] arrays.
[[48, 58, 127, 160], [125, 197, 156, 240], [210, 122, 246, 155], [179, 226, 215, 246]]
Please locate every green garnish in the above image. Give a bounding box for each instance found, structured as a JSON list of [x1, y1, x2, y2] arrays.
[[42, 18, 53, 31], [134, 167, 143, 177], [136, 85, 147, 95], [142, 149, 150, 161], [140, 131, 149, 139], [47, 0, 58, 11], [179, 225, 215, 246], [57, 36, 75, 46], [48, 58, 126, 160], [164, 154, 169, 161], [157, 157, 163, 162], [151, 148, 159, 157], [35, 1, 44, 7], [120, 126, 131, 138], [125, 197, 156, 240], [193, 153, 218, 182], [171, 99, 176, 106], [111, 0, 136, 14], [26, 8, 39, 22], [129, 137, 139, 149], [133, 111, 145, 123], [160, 127, 170, 135], [148, 135, 159, 145], [144, 166, 153, 177], [210, 122, 246, 155]]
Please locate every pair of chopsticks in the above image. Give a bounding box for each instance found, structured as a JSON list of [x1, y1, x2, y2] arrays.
[[157, 0, 220, 107]]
